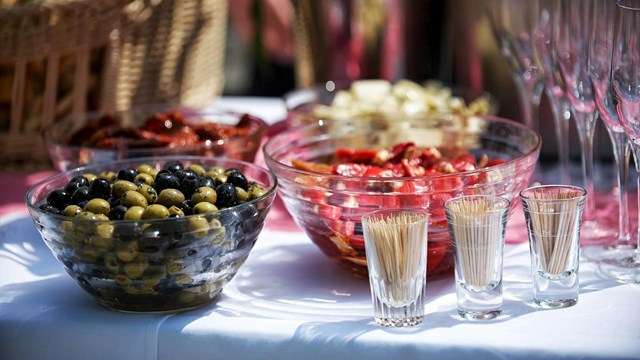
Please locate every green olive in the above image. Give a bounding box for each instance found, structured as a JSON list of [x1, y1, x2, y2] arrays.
[[124, 206, 145, 220], [104, 253, 120, 274], [212, 174, 227, 186], [84, 198, 111, 216], [95, 223, 115, 238], [134, 172, 154, 186], [248, 183, 267, 200], [115, 241, 138, 262], [124, 255, 149, 279], [166, 262, 184, 275], [191, 186, 216, 204], [207, 166, 225, 177], [136, 184, 158, 204], [142, 204, 170, 220], [112, 180, 138, 199], [176, 274, 193, 285], [193, 201, 218, 214], [188, 164, 206, 176], [76, 211, 98, 220], [136, 164, 154, 174], [98, 170, 117, 182], [168, 206, 185, 217], [121, 190, 148, 208], [81, 246, 101, 262], [95, 214, 110, 221], [235, 187, 249, 202], [83, 173, 97, 183], [157, 188, 185, 208], [187, 216, 209, 237], [63, 205, 83, 217], [89, 234, 114, 252]]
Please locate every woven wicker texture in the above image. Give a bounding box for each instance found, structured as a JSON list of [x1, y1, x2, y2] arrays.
[[0, 0, 227, 170]]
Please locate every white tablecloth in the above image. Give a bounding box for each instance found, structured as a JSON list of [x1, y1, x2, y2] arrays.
[[1, 210, 639, 360], [1, 98, 639, 360]]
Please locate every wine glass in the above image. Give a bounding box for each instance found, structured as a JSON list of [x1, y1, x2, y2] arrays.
[[487, 0, 544, 131], [600, 0, 640, 283], [555, 0, 616, 244], [584, 0, 633, 261], [532, 0, 572, 185]]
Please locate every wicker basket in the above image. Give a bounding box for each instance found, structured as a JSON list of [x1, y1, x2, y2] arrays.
[[0, 0, 227, 170]]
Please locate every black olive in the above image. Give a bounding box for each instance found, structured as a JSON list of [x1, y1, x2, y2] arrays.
[[153, 173, 180, 193], [117, 168, 139, 182], [179, 175, 199, 199], [215, 183, 237, 208], [71, 187, 91, 205], [178, 199, 195, 215], [174, 169, 198, 181], [46, 189, 71, 210], [69, 175, 89, 188], [88, 178, 111, 199], [198, 176, 215, 189], [226, 170, 248, 191], [163, 161, 183, 173], [63, 181, 85, 195], [108, 196, 121, 208], [39, 203, 62, 214], [108, 205, 128, 220]]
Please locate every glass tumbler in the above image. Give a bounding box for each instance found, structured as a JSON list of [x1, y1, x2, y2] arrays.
[[520, 185, 586, 309], [362, 208, 429, 327], [444, 195, 511, 320]]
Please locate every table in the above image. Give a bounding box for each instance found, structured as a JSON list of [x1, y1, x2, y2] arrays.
[[1, 98, 639, 360]]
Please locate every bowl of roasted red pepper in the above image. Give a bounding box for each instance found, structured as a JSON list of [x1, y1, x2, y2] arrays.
[[44, 106, 268, 171], [263, 113, 541, 278]]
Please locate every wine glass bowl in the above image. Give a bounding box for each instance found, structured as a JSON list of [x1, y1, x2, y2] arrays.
[[599, 0, 640, 283]]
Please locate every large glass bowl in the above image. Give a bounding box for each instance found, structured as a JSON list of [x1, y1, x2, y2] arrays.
[[264, 113, 540, 278], [25, 156, 277, 313], [44, 106, 268, 171]]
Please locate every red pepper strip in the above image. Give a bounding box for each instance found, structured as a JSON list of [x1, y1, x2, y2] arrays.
[[402, 158, 425, 177], [451, 154, 477, 172], [291, 159, 333, 174], [335, 148, 379, 164], [387, 142, 414, 163], [485, 159, 507, 167]]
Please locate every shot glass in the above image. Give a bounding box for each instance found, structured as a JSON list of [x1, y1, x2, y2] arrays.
[[520, 185, 586, 309], [444, 195, 511, 320], [362, 208, 429, 327]]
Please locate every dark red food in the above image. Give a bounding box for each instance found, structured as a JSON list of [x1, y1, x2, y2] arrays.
[[67, 110, 258, 149], [291, 142, 507, 277]]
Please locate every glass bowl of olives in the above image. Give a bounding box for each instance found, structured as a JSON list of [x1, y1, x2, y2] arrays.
[[44, 105, 269, 172], [25, 156, 277, 313]]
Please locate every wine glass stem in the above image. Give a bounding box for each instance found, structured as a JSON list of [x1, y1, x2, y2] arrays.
[[514, 75, 543, 130], [573, 110, 597, 222], [633, 147, 640, 260], [546, 88, 572, 185], [608, 129, 632, 243]]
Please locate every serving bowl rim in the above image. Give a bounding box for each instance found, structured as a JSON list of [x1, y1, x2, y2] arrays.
[[264, 114, 541, 181], [25, 155, 278, 224]]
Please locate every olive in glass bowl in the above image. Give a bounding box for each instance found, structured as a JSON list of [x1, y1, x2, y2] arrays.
[[25, 156, 277, 313], [264, 113, 540, 278], [44, 105, 268, 171]]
